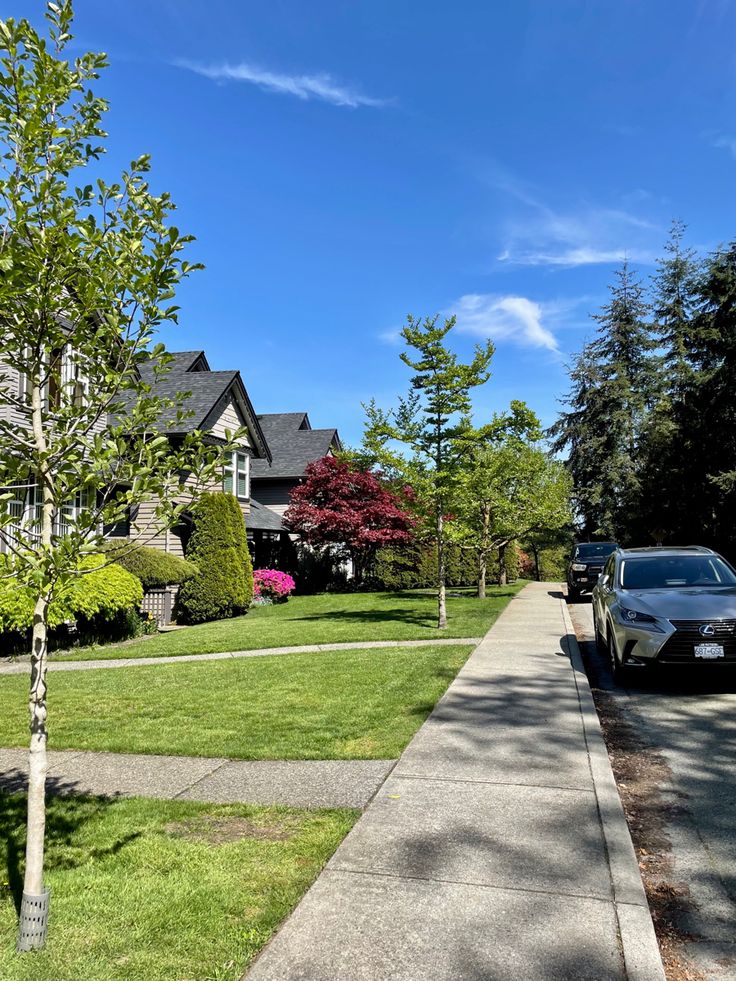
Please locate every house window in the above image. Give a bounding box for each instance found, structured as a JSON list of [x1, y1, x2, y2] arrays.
[[55, 488, 94, 538], [1, 483, 42, 551], [16, 345, 89, 410], [223, 451, 250, 500], [0, 484, 95, 553]]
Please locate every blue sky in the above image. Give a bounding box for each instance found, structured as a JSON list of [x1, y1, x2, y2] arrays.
[[18, 0, 736, 443]]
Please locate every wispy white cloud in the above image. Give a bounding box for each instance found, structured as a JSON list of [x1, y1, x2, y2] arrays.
[[502, 246, 653, 268], [177, 59, 388, 109], [712, 134, 736, 159], [477, 165, 660, 268], [378, 328, 402, 345], [450, 294, 560, 352]]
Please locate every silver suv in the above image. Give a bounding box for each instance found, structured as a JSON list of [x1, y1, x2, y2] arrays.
[[591, 546, 736, 681]]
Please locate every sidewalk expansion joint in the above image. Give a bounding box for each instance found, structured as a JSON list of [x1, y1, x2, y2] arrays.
[[327, 866, 615, 906], [390, 772, 595, 793], [172, 758, 230, 799]]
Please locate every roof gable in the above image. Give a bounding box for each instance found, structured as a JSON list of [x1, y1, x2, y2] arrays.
[[125, 351, 271, 461], [251, 415, 341, 478]]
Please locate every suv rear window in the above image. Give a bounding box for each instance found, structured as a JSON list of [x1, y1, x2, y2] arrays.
[[621, 556, 736, 589], [575, 543, 617, 560]]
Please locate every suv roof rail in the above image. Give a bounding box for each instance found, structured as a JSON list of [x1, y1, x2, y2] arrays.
[[620, 545, 716, 554]]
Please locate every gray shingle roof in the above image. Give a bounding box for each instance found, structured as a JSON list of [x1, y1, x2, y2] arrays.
[[120, 352, 271, 460], [251, 413, 341, 478], [246, 498, 286, 532]]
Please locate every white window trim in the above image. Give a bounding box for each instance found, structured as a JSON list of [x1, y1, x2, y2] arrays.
[[223, 450, 250, 501], [0, 484, 93, 553]]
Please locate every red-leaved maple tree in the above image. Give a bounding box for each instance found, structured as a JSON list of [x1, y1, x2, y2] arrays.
[[284, 456, 415, 581]]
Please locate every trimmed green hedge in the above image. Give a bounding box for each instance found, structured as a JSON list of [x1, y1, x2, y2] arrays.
[[108, 544, 198, 590], [0, 556, 145, 655], [367, 543, 478, 591], [177, 492, 254, 624]]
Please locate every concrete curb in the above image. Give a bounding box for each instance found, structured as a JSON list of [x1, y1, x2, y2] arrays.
[[0, 637, 482, 675], [560, 595, 666, 981]]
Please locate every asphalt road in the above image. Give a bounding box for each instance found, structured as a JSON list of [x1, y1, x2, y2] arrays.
[[569, 598, 736, 980]]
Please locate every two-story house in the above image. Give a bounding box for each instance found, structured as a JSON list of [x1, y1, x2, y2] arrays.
[[250, 412, 341, 517], [127, 350, 271, 555], [0, 347, 271, 559], [247, 411, 342, 568]]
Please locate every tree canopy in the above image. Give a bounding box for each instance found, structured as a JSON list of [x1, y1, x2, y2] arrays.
[[552, 223, 736, 558], [284, 455, 414, 581]]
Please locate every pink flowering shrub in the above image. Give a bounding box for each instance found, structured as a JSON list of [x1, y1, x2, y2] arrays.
[[253, 569, 296, 603]]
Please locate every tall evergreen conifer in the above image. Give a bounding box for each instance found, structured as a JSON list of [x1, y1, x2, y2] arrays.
[[552, 262, 656, 542]]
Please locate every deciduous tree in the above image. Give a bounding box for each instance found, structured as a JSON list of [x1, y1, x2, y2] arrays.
[[452, 407, 571, 595], [0, 2, 230, 948], [284, 455, 414, 583]]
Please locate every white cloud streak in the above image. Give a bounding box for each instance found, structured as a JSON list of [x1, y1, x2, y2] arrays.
[[178, 60, 388, 109], [713, 134, 736, 159], [481, 166, 660, 268], [451, 294, 560, 352]]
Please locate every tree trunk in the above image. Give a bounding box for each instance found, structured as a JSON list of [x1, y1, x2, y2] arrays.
[[478, 502, 490, 599], [477, 552, 486, 599], [532, 545, 540, 582], [18, 387, 53, 952], [437, 510, 447, 629], [18, 599, 52, 953], [498, 544, 507, 586]]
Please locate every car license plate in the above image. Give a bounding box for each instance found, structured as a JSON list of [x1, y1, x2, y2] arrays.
[[694, 643, 725, 659]]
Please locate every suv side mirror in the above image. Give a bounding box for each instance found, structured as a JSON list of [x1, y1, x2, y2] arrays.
[[599, 574, 609, 587]]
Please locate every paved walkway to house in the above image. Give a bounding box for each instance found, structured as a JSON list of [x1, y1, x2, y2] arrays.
[[243, 582, 665, 981], [0, 637, 483, 674], [0, 747, 395, 809]]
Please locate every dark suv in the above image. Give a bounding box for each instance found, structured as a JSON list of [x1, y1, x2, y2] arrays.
[[567, 541, 618, 601]]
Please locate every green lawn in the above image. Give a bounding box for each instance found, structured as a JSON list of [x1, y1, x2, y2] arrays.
[[0, 644, 474, 759], [55, 585, 523, 661], [0, 793, 356, 981]]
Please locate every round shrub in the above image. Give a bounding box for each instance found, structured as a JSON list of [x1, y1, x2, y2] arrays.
[[253, 569, 296, 603], [107, 544, 198, 590], [0, 556, 144, 654], [177, 492, 254, 624]]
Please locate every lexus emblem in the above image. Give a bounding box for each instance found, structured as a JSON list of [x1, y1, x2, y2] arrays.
[[699, 624, 716, 637]]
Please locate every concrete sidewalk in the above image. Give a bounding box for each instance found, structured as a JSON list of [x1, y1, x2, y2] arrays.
[[245, 582, 665, 981], [0, 637, 482, 674], [0, 748, 395, 809]]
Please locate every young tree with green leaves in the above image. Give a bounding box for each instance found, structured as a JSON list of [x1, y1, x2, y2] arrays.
[[452, 405, 572, 596], [0, 3, 233, 948], [364, 314, 493, 628]]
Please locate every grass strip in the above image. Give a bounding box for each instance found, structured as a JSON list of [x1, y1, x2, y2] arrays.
[[0, 644, 475, 760], [0, 792, 356, 981], [51, 585, 523, 661]]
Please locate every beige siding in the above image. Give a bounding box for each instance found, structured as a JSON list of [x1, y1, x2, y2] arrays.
[[210, 396, 252, 445], [130, 469, 223, 557], [0, 362, 29, 430], [0, 355, 110, 438], [131, 465, 250, 557]]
